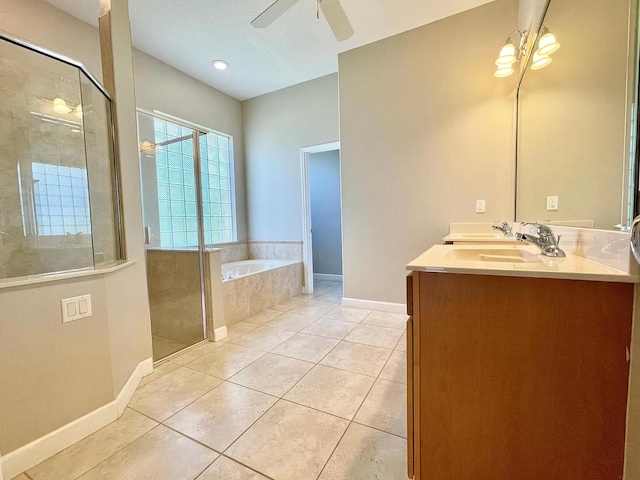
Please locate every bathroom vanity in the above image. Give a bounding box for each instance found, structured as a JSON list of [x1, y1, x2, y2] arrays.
[[405, 245, 637, 480]]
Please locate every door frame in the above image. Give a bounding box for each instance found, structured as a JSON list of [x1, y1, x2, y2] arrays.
[[300, 141, 341, 294], [136, 109, 212, 360]]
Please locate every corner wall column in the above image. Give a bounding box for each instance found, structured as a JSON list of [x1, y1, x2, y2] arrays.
[[98, 0, 153, 390]]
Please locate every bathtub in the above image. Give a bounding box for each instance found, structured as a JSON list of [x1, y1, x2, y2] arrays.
[[221, 259, 297, 281], [221, 259, 303, 324]]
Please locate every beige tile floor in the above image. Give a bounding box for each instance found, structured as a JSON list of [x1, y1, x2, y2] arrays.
[[17, 280, 409, 480]]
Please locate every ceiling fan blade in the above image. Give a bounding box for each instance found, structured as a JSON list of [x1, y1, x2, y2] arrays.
[[252, 0, 301, 28], [320, 0, 354, 41]]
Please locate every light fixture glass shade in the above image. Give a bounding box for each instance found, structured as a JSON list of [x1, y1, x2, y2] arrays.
[[530, 51, 552, 70], [52, 97, 72, 114], [496, 42, 517, 65], [537, 32, 560, 56], [75, 104, 83, 120], [494, 66, 514, 78]]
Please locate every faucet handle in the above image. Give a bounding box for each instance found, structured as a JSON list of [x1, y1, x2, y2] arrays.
[[521, 221, 554, 237], [492, 221, 513, 236]]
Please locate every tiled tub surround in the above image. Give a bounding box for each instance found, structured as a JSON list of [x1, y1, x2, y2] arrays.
[[248, 241, 303, 262], [222, 260, 303, 324], [216, 241, 303, 264], [217, 242, 250, 264]]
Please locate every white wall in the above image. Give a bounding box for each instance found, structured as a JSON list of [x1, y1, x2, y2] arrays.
[[242, 74, 339, 241], [309, 150, 343, 276], [339, 0, 518, 304]]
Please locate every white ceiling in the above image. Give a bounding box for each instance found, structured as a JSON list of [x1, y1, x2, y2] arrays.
[[44, 0, 495, 100]]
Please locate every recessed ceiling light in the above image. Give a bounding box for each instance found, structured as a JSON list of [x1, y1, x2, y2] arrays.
[[212, 60, 229, 71]]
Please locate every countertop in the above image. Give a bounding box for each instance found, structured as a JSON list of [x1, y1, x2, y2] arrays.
[[407, 244, 639, 283], [442, 233, 520, 243]]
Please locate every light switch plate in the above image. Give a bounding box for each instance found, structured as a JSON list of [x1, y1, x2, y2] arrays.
[[547, 195, 559, 211], [62, 294, 92, 323], [476, 200, 486, 213]]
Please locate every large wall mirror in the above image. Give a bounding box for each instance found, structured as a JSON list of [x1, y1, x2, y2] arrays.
[[516, 0, 639, 230]]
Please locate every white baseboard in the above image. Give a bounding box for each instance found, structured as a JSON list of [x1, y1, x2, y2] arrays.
[[213, 326, 228, 342], [313, 274, 343, 282], [1, 357, 153, 479], [342, 297, 407, 314]]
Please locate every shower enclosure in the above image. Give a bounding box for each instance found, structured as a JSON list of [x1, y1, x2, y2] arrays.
[[0, 32, 123, 281], [137, 111, 235, 361]]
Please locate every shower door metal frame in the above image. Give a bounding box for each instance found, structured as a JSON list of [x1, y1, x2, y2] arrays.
[[137, 108, 214, 346]]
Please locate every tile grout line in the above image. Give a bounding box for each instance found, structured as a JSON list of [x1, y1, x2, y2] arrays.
[[67, 423, 164, 480], [26, 412, 161, 480], [75, 295, 403, 480], [216, 453, 277, 480]]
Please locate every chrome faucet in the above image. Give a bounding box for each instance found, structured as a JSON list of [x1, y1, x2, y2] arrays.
[[492, 221, 513, 236], [515, 221, 566, 257]]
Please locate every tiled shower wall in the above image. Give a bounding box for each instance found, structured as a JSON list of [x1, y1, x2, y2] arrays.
[[222, 262, 303, 324], [218, 241, 303, 264]]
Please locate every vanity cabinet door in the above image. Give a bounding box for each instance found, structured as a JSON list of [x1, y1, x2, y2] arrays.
[[416, 271, 633, 480]]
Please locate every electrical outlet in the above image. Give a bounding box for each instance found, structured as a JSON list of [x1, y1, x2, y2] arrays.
[[476, 200, 486, 213], [547, 195, 559, 211], [62, 294, 92, 323]]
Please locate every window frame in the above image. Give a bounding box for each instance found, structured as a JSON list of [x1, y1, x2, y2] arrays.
[[137, 109, 238, 249]]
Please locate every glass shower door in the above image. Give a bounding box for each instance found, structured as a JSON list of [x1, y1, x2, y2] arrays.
[[138, 112, 205, 361]]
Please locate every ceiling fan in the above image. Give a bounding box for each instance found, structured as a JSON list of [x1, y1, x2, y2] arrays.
[[252, 0, 354, 41]]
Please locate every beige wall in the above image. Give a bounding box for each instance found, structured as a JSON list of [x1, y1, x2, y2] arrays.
[[339, 0, 518, 304], [242, 74, 339, 241], [0, 278, 114, 454]]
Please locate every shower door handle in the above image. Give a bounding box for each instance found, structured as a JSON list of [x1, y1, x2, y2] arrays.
[[144, 226, 151, 246]]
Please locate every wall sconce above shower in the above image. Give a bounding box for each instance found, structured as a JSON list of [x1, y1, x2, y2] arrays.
[[494, 30, 527, 78]]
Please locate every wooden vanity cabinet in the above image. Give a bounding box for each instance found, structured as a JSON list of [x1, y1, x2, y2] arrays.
[[406, 271, 634, 480]]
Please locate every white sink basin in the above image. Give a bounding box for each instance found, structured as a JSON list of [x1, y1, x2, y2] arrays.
[[445, 248, 543, 264]]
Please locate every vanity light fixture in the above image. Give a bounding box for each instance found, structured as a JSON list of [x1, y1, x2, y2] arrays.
[[212, 60, 229, 71], [529, 25, 560, 71], [530, 50, 552, 70], [536, 26, 560, 56], [494, 30, 527, 77], [495, 66, 515, 78], [52, 97, 73, 114]]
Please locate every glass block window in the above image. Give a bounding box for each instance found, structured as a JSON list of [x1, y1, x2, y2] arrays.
[[154, 118, 198, 249], [32, 162, 91, 236], [200, 132, 235, 245], [152, 117, 235, 249]]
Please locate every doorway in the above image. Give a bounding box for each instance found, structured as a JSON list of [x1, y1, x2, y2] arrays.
[[301, 142, 343, 297]]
